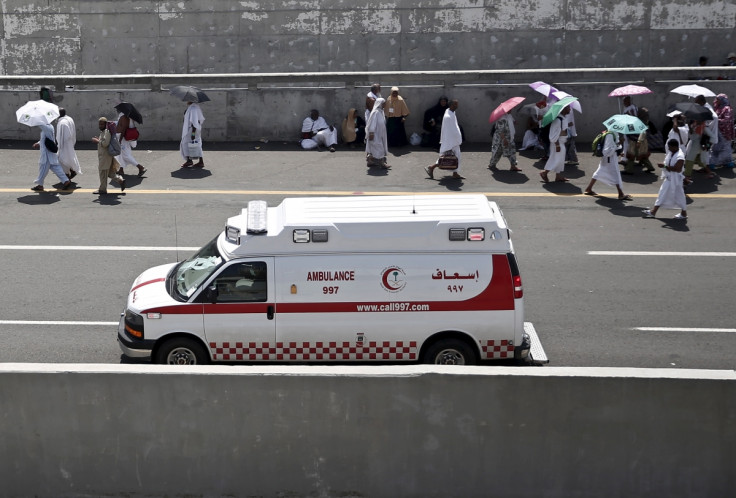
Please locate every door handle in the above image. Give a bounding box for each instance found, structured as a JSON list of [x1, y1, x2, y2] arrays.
[[267, 305, 274, 320]]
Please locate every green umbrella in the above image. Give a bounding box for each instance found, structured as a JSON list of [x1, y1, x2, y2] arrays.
[[603, 114, 648, 134], [541, 96, 578, 127]]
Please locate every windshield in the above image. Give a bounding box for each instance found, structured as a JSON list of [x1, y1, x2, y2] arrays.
[[172, 236, 224, 300]]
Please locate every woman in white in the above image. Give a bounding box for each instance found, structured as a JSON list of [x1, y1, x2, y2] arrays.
[[643, 139, 688, 220], [180, 102, 205, 168], [584, 131, 632, 200], [365, 98, 390, 169]]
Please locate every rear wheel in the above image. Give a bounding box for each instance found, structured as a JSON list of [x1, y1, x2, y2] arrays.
[[422, 338, 477, 365], [155, 337, 210, 365]]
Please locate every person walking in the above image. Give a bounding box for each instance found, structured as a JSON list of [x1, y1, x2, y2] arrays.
[[180, 101, 205, 168], [642, 139, 688, 220], [116, 112, 146, 177], [31, 123, 72, 192], [55, 108, 82, 180], [425, 99, 464, 180], [92, 117, 126, 195], [488, 113, 521, 172], [540, 105, 571, 182], [365, 98, 390, 169], [710, 94, 734, 169], [584, 131, 632, 200], [384, 86, 410, 147]]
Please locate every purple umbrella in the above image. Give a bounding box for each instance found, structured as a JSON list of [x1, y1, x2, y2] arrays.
[[529, 81, 558, 98]]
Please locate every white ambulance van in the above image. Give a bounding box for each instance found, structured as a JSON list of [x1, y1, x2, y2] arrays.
[[118, 194, 544, 365]]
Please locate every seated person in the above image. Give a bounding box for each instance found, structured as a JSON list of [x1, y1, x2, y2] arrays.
[[421, 95, 448, 148], [341, 108, 366, 147], [301, 109, 337, 152]]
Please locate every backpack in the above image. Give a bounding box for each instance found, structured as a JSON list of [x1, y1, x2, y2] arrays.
[[106, 121, 121, 156], [591, 130, 611, 157], [44, 136, 58, 153]]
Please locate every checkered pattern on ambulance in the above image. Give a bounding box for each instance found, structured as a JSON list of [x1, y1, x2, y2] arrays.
[[480, 340, 515, 359], [209, 340, 418, 361]]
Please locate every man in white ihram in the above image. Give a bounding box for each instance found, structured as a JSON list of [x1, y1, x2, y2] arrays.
[[300, 109, 337, 152], [55, 108, 82, 180], [180, 101, 205, 168], [425, 99, 464, 180]]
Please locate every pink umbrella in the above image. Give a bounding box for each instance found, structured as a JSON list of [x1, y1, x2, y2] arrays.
[[489, 96, 525, 123], [608, 85, 652, 97], [529, 81, 558, 97]]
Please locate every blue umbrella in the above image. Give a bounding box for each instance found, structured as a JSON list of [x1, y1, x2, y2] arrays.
[[603, 114, 648, 134]]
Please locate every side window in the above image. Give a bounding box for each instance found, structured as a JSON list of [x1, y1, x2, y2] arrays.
[[211, 261, 267, 303]]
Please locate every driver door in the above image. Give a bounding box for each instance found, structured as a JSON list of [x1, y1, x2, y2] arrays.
[[198, 258, 276, 361]]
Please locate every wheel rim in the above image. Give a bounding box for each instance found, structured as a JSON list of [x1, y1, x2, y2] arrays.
[[434, 348, 466, 365], [167, 347, 198, 365]]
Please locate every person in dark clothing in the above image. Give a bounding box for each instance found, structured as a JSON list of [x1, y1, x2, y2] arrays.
[[421, 95, 448, 148]]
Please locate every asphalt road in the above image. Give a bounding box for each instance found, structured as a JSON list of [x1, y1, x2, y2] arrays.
[[1, 138, 734, 369]]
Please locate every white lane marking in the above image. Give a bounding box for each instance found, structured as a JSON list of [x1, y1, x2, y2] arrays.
[[0, 320, 118, 326], [0, 246, 199, 251], [634, 327, 736, 333], [589, 251, 736, 257]]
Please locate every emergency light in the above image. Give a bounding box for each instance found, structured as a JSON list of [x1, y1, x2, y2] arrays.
[[246, 200, 268, 234]]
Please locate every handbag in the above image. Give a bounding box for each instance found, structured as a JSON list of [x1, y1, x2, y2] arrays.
[[437, 151, 458, 170], [44, 137, 58, 153], [187, 140, 203, 158], [124, 127, 139, 141]]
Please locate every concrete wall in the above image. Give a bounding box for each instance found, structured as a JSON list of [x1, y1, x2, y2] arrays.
[[2, 71, 736, 143], [0, 364, 734, 498], [0, 1, 735, 74]]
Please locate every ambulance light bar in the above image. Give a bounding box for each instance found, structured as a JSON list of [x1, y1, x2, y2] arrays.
[[225, 225, 240, 244], [246, 200, 268, 234], [449, 228, 485, 241]]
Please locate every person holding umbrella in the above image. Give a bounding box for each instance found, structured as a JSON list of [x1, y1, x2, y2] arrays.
[[488, 97, 523, 172], [539, 97, 575, 183], [115, 102, 146, 177], [169, 86, 209, 168], [584, 116, 635, 200], [16, 99, 72, 192]]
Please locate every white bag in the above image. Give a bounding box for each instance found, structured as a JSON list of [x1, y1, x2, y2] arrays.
[[187, 140, 203, 158], [409, 132, 422, 146]]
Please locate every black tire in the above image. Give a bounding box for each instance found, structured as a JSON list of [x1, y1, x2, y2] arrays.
[[422, 338, 477, 365], [155, 337, 210, 365]]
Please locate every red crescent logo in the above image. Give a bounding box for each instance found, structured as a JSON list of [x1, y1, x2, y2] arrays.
[[381, 267, 406, 292]]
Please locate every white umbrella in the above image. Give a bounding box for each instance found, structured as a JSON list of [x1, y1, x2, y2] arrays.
[[670, 84, 716, 98], [16, 100, 60, 127], [550, 91, 582, 113]]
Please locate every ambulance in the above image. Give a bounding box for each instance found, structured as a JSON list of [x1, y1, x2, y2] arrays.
[[118, 194, 545, 365]]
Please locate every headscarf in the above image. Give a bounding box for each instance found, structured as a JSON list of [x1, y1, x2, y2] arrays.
[[366, 98, 386, 133], [341, 108, 358, 143], [714, 94, 733, 140], [423, 96, 448, 131]]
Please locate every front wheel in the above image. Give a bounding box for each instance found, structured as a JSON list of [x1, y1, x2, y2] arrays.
[[422, 338, 477, 365], [155, 337, 210, 365]]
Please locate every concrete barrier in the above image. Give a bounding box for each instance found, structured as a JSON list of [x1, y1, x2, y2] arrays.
[[0, 364, 733, 497]]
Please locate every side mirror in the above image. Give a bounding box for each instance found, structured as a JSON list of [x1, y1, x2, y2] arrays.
[[202, 285, 218, 304]]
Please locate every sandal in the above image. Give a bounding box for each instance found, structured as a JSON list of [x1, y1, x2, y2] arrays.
[[583, 190, 597, 196], [510, 167, 522, 172], [539, 171, 549, 183], [554, 176, 569, 182], [618, 194, 633, 200]]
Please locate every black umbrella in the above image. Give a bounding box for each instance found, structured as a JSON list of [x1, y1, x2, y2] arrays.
[[114, 102, 143, 124], [673, 102, 712, 122], [169, 85, 211, 103]]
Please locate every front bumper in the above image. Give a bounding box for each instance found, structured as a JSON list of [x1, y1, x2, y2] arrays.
[[117, 313, 154, 359]]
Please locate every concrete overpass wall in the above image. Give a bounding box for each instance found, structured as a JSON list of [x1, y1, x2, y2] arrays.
[[0, 1, 735, 74], [0, 364, 734, 498]]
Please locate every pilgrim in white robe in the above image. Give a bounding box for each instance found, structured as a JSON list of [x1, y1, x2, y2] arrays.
[[439, 108, 463, 173], [591, 133, 623, 187], [543, 116, 567, 174], [365, 98, 388, 163], [180, 103, 205, 160], [655, 149, 687, 210], [56, 115, 82, 176], [301, 115, 337, 150]]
